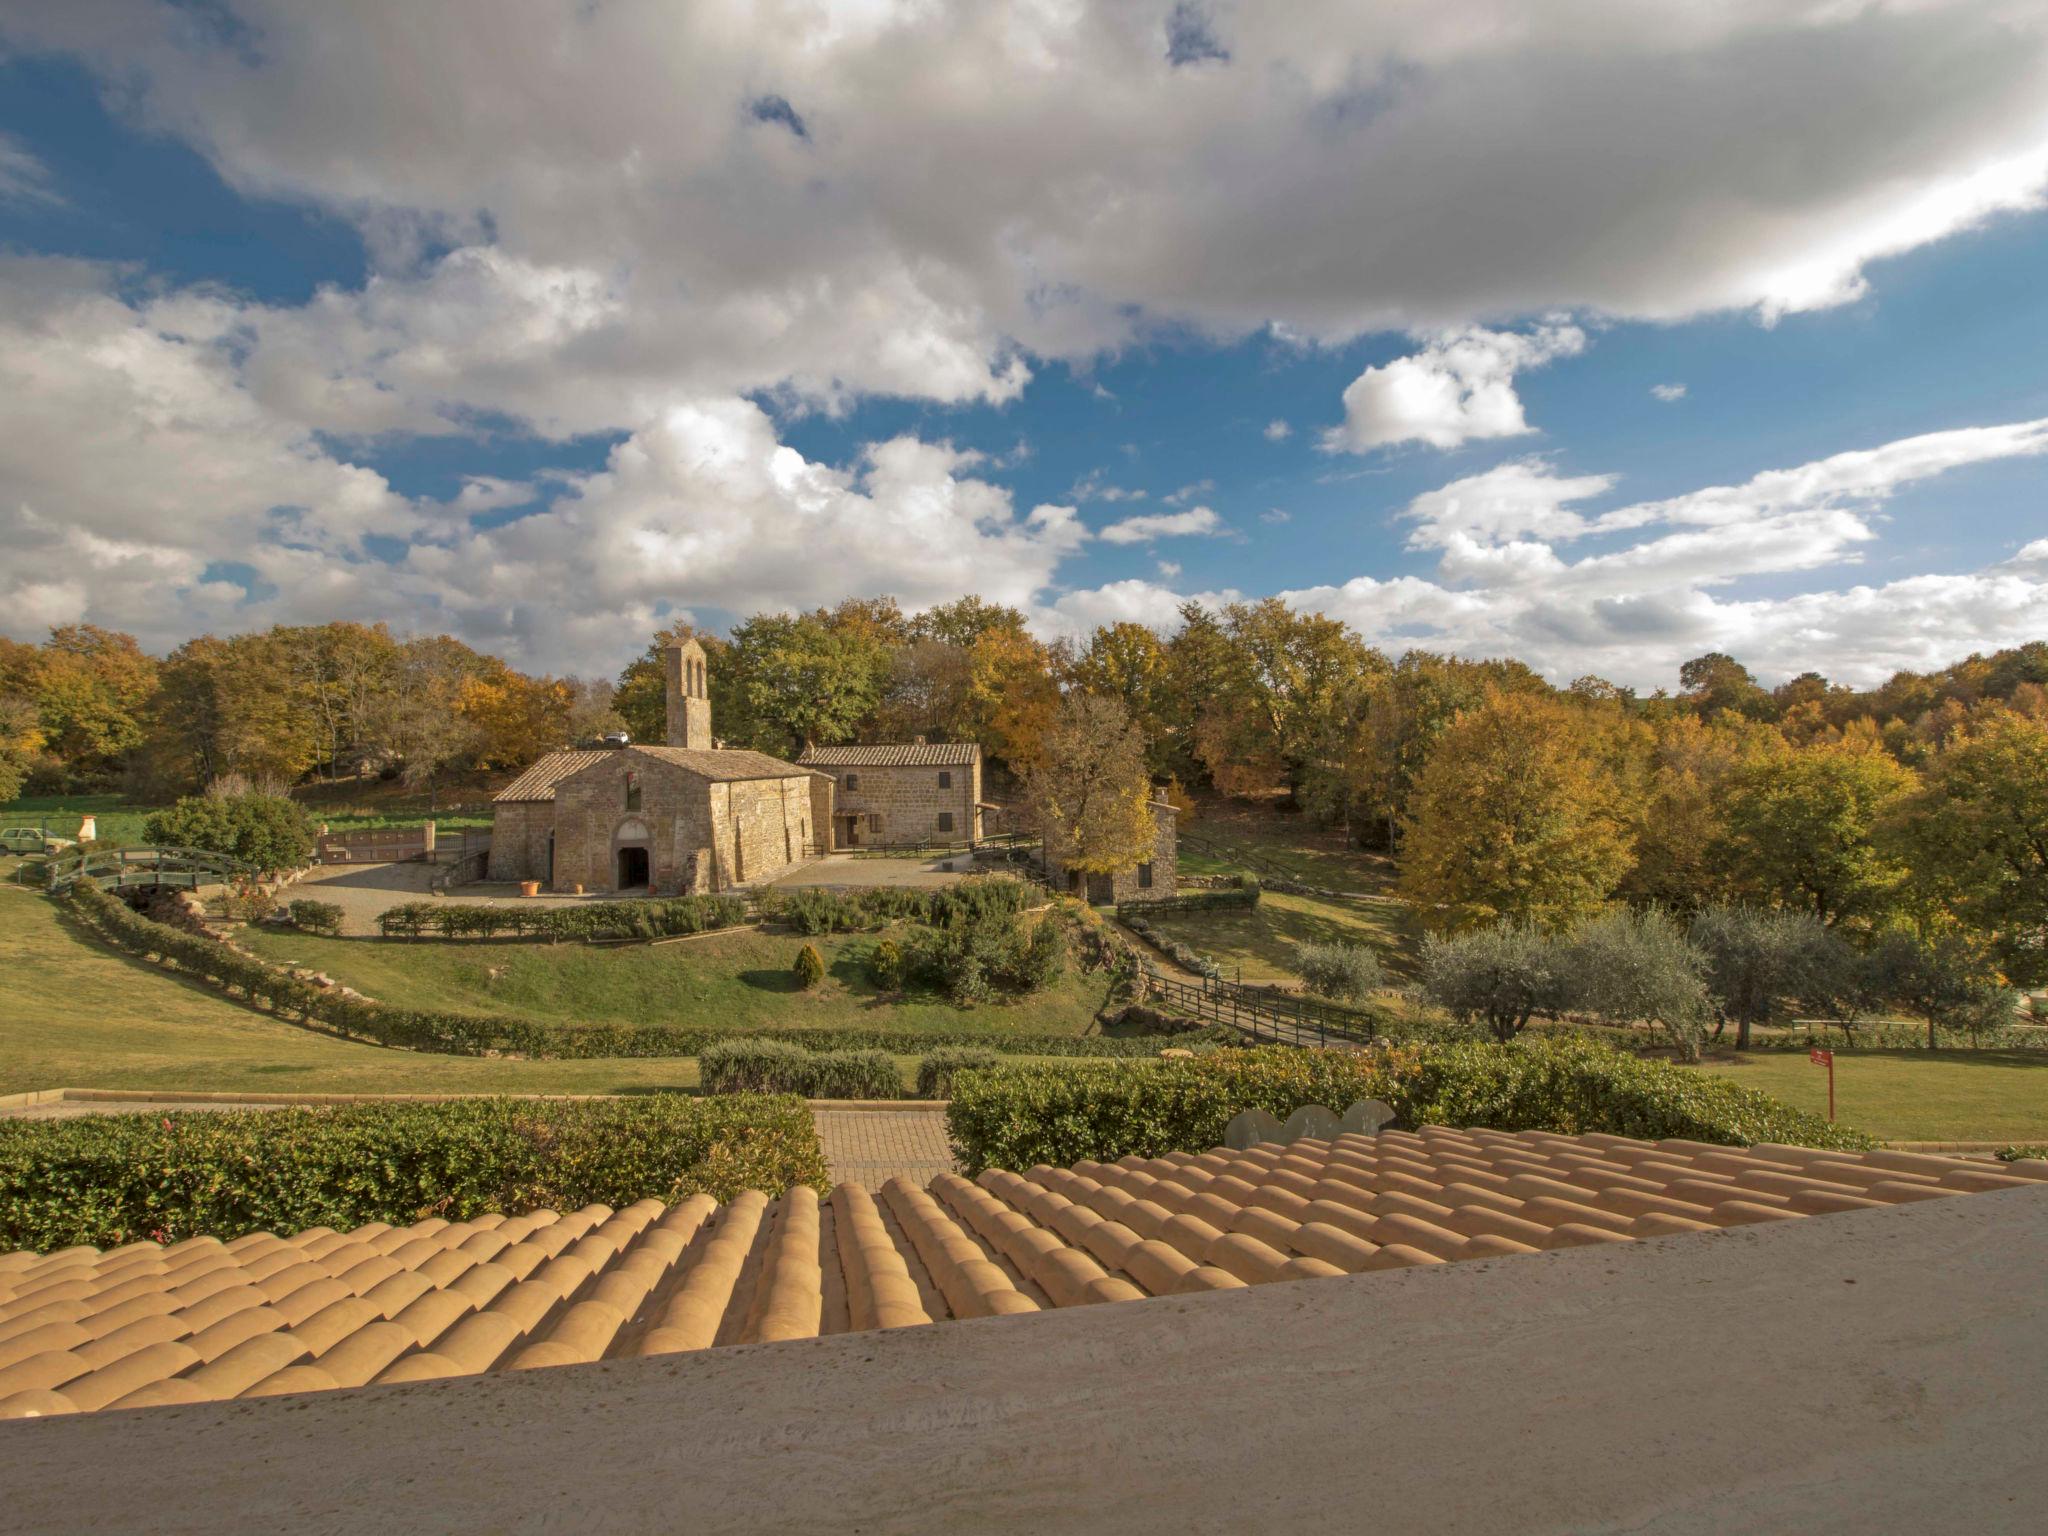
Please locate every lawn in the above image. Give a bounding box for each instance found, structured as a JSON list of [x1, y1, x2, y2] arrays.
[[1178, 793, 1400, 894], [241, 915, 1117, 1039], [1696, 1049, 2048, 1144], [1139, 888, 1424, 984], [1, 784, 494, 849]]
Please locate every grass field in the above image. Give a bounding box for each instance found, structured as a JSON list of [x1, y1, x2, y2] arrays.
[[1140, 888, 1424, 984], [239, 918, 1116, 1038], [1, 784, 494, 848], [1178, 795, 1400, 893], [1697, 1049, 2048, 1144]]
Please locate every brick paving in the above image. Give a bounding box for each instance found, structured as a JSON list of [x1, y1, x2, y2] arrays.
[[813, 1108, 956, 1186]]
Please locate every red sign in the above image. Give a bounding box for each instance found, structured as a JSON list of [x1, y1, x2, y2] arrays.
[[1809, 1048, 1834, 1066]]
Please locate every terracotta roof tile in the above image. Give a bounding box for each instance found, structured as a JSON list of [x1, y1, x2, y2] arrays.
[[797, 743, 980, 767], [2, 1135, 2042, 1420]]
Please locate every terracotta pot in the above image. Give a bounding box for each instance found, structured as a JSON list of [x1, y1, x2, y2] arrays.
[[519, 880, 540, 898]]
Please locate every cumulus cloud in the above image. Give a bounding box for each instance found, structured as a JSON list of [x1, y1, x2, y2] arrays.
[[1651, 382, 1688, 402], [1097, 506, 1227, 545], [1324, 324, 1587, 453], [1264, 419, 1291, 441]]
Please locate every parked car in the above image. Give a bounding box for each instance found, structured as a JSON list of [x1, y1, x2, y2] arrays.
[[0, 827, 74, 855]]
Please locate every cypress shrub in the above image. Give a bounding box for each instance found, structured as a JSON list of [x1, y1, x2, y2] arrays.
[[0, 1094, 827, 1253], [794, 942, 826, 989]]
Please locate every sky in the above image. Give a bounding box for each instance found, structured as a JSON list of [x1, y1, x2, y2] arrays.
[[1, 1, 2045, 692]]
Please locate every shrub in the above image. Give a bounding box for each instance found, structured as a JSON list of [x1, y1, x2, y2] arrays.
[[869, 937, 905, 989], [915, 1047, 1000, 1099], [698, 1038, 899, 1099], [1418, 923, 1561, 1043], [945, 1035, 1871, 1175], [1997, 1144, 2048, 1163], [0, 1095, 827, 1253], [794, 942, 826, 989], [63, 881, 1179, 1061], [1294, 940, 1384, 1002], [377, 894, 746, 943], [144, 792, 314, 872], [215, 883, 277, 924], [287, 899, 344, 936], [764, 878, 1032, 936], [901, 909, 1068, 1003]]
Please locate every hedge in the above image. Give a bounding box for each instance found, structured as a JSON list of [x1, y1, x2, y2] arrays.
[[944, 1036, 1874, 1175], [287, 899, 344, 936], [0, 1094, 827, 1253], [916, 1047, 1000, 1099], [762, 878, 1032, 935], [378, 893, 747, 942], [64, 882, 1192, 1060], [698, 1038, 900, 1099]]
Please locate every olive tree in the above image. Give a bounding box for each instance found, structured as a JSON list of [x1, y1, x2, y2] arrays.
[[1294, 940, 1385, 1002], [1417, 922, 1562, 1043], [1563, 906, 1714, 1062], [1688, 905, 1844, 1049]]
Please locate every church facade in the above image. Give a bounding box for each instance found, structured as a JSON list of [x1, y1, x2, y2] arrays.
[[488, 639, 831, 893]]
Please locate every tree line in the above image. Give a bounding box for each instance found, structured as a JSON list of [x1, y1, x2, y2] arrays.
[[3, 601, 2043, 985]]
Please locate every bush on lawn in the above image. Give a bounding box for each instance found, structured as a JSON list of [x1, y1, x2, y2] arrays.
[[287, 899, 344, 935], [764, 878, 1033, 936], [698, 1038, 899, 1099], [915, 1047, 1000, 1099], [944, 1035, 1872, 1175], [794, 942, 826, 989], [868, 937, 905, 989], [63, 881, 1179, 1060], [900, 909, 1067, 1003], [144, 792, 314, 872], [0, 1095, 827, 1253], [1293, 940, 1384, 1001]]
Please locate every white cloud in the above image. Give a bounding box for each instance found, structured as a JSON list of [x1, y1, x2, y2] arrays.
[[0, 133, 59, 204], [2011, 537, 2048, 569], [1324, 324, 1586, 453], [1163, 480, 1215, 506], [1156, 559, 1183, 579], [1260, 508, 1292, 524], [1264, 419, 1291, 441], [1097, 506, 1227, 545], [1651, 382, 1688, 402], [1069, 469, 1148, 503]]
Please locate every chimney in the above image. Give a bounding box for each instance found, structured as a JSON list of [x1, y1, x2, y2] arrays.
[[664, 637, 713, 749]]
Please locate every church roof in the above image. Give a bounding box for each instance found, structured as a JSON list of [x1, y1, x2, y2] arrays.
[[798, 742, 979, 767], [494, 745, 809, 803], [493, 750, 611, 803]]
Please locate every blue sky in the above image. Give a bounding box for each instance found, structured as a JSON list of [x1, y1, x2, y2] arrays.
[[2, 4, 2045, 689]]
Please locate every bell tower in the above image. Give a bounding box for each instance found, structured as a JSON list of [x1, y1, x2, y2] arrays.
[[664, 637, 713, 749]]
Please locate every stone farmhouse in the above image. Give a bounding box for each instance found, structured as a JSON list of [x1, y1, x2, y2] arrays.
[[488, 639, 831, 893], [1041, 794, 1179, 904], [796, 742, 985, 848]]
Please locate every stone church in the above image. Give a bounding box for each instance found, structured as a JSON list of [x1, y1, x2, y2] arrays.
[[488, 639, 831, 894]]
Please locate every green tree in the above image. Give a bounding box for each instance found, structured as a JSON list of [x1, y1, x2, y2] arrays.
[[1563, 906, 1714, 1062], [1717, 741, 1917, 926], [727, 612, 887, 755], [1688, 904, 1840, 1049], [145, 792, 315, 872], [1889, 708, 2048, 985], [1399, 689, 1634, 931], [1417, 922, 1563, 1043]]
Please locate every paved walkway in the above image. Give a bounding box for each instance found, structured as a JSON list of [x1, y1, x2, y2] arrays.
[[813, 1108, 955, 1187]]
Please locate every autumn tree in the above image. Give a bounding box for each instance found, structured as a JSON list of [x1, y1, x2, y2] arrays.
[[1889, 708, 2048, 983], [1717, 740, 1917, 926], [726, 611, 887, 755], [967, 622, 1062, 773], [1071, 622, 1173, 772], [31, 625, 157, 785], [1399, 689, 1634, 931], [1020, 693, 1156, 875]]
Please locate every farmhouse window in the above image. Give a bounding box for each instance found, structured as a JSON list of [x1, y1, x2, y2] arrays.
[[624, 772, 641, 812], [845, 773, 860, 791], [1137, 861, 1154, 889], [937, 771, 952, 789], [937, 812, 955, 833], [867, 813, 884, 832]]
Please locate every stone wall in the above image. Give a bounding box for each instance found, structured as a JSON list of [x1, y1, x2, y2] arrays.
[[486, 801, 553, 883], [718, 776, 815, 884], [550, 754, 713, 894], [823, 759, 982, 846]]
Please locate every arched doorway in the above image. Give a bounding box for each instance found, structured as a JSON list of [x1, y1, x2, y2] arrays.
[[611, 815, 653, 892], [616, 845, 650, 889]]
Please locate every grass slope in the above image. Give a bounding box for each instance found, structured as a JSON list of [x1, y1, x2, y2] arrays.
[[1141, 889, 1422, 984], [1696, 1049, 2048, 1143], [239, 920, 1116, 1038]]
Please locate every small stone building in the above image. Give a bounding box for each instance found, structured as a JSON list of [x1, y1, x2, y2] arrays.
[[796, 742, 984, 849], [1043, 796, 1179, 905], [488, 639, 830, 893]]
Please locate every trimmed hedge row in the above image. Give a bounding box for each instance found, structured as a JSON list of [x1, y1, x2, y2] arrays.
[[378, 894, 747, 942], [944, 1036, 1874, 1175], [287, 899, 344, 935], [65, 883, 1186, 1059], [0, 1095, 828, 1253], [916, 1047, 1000, 1099], [699, 1038, 900, 1099], [762, 877, 1033, 936]]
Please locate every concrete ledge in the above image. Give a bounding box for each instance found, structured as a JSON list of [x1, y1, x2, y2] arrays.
[[4, 1186, 2043, 1534]]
